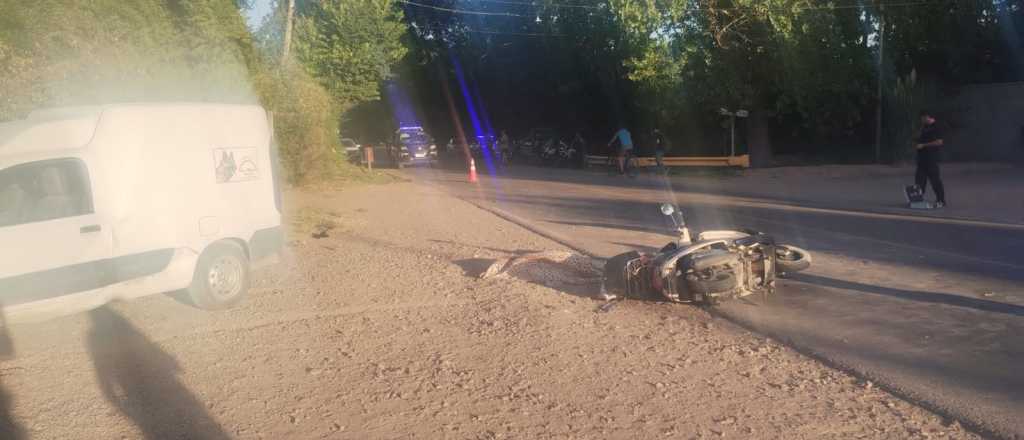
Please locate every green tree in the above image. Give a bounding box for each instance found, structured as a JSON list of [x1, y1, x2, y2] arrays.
[[293, 0, 408, 105], [611, 0, 883, 162]]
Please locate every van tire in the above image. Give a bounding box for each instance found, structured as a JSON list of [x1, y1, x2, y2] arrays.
[[188, 241, 250, 310]]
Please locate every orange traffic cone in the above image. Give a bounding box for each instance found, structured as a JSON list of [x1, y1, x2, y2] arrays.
[[468, 158, 478, 183]]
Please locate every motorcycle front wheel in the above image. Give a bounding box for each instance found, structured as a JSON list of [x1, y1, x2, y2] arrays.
[[776, 245, 812, 273]]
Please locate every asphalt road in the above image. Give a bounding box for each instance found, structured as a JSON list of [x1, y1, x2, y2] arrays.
[[411, 164, 1024, 439]]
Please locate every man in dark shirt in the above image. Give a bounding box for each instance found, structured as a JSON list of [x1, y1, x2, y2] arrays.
[[915, 110, 946, 208], [652, 128, 668, 171]]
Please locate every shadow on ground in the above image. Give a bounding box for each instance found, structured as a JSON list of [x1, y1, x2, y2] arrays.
[[791, 273, 1024, 317], [429, 239, 541, 256], [453, 257, 601, 299], [88, 306, 230, 440], [0, 314, 25, 440], [453, 258, 496, 278]]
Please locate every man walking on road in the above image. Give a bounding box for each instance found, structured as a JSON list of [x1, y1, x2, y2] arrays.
[[915, 110, 946, 208], [608, 126, 634, 175], [499, 130, 511, 166]]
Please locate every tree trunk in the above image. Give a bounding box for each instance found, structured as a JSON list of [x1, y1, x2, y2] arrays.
[[875, 4, 885, 163], [281, 0, 295, 65], [748, 110, 773, 168]]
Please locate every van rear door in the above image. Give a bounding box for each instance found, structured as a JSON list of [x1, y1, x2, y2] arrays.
[[0, 157, 113, 307]]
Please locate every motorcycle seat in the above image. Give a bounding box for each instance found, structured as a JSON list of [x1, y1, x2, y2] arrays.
[[687, 249, 741, 271]]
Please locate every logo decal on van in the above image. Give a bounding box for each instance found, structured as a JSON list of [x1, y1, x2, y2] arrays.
[[213, 148, 260, 183]]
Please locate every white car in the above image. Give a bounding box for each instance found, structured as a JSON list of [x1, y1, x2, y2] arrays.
[[340, 138, 361, 162], [0, 103, 283, 322]]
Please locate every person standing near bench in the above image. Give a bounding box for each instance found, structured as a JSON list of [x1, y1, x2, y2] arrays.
[[652, 128, 669, 172], [608, 126, 634, 175], [915, 110, 947, 208]]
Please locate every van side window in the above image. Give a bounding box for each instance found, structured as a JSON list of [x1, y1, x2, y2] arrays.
[[0, 159, 94, 227]]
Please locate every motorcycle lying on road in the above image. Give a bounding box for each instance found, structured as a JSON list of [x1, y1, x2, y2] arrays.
[[602, 204, 812, 305]]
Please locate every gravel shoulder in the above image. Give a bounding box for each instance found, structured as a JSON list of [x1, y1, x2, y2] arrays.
[[0, 182, 977, 439]]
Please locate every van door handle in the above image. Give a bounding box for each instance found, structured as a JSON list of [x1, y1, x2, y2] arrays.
[[80, 225, 102, 234]]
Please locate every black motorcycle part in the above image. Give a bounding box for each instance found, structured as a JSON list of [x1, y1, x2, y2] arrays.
[[603, 251, 641, 295], [686, 271, 738, 295], [686, 249, 741, 271]]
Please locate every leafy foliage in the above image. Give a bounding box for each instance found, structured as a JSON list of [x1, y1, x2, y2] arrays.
[[293, 0, 408, 105], [0, 0, 256, 121], [4, 0, 1024, 170], [253, 60, 340, 183], [1, 0, 409, 183], [396, 0, 1024, 161]]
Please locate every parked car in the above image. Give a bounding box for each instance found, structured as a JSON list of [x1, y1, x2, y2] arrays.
[[340, 138, 361, 162], [0, 103, 283, 322]]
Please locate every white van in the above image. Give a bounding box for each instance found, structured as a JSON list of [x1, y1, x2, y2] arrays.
[[0, 103, 282, 322]]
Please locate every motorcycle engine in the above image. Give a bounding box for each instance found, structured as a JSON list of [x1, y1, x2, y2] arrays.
[[678, 249, 741, 303]]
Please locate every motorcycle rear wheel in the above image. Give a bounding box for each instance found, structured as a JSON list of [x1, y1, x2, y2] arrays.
[[776, 245, 812, 273]]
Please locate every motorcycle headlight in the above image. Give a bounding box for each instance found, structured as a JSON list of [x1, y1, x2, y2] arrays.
[[430, 144, 437, 150]]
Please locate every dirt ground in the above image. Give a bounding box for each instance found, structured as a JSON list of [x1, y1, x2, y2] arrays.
[[0, 182, 978, 439]]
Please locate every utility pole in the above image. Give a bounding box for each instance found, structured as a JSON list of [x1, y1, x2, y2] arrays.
[[281, 0, 296, 65], [875, 3, 885, 163]]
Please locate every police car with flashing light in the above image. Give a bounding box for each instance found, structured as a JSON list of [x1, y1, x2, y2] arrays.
[[391, 126, 437, 168]]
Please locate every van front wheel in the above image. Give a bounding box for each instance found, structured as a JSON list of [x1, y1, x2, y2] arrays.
[[189, 241, 250, 310]]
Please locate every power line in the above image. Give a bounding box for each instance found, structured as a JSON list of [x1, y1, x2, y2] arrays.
[[791, 0, 956, 11], [401, 0, 958, 16], [466, 28, 565, 36], [469, 0, 599, 10], [398, 0, 529, 16], [400, 0, 981, 20], [409, 0, 999, 39]]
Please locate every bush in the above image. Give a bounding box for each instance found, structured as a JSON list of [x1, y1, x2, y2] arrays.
[[0, 0, 257, 121], [1, 0, 382, 185], [253, 61, 342, 184]]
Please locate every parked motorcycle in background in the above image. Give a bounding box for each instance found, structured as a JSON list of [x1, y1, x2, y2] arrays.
[[538, 138, 559, 164], [556, 139, 577, 167], [603, 203, 812, 305]]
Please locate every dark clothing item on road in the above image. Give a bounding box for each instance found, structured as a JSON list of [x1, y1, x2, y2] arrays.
[[915, 122, 946, 204]]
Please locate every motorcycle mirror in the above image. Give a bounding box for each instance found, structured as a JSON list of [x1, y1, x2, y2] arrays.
[[660, 203, 675, 216]]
